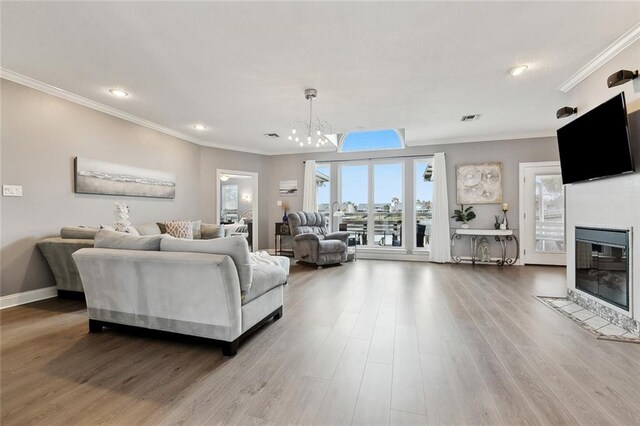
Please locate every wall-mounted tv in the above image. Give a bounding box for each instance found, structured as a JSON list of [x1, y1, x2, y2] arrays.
[[556, 92, 634, 184]]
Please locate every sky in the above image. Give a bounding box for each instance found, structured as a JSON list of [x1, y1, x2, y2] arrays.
[[316, 161, 433, 206]]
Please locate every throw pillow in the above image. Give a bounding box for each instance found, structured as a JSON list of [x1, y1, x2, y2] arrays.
[[201, 223, 225, 239], [191, 220, 202, 239], [60, 226, 99, 240], [164, 221, 194, 239], [157, 222, 167, 234], [94, 230, 163, 251], [123, 226, 140, 236]]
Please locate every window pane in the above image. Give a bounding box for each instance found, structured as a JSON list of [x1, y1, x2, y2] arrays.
[[340, 165, 368, 246], [415, 160, 433, 250], [340, 129, 403, 152], [316, 164, 330, 224], [535, 174, 564, 252], [374, 163, 403, 247]]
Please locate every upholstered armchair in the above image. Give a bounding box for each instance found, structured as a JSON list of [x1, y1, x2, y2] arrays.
[[287, 212, 349, 266]]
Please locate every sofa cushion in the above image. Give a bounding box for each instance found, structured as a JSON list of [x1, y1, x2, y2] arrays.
[[318, 240, 347, 254], [243, 263, 286, 304], [160, 236, 253, 292], [136, 223, 162, 236], [201, 223, 224, 239], [60, 226, 99, 240], [94, 230, 163, 251], [165, 221, 194, 239]]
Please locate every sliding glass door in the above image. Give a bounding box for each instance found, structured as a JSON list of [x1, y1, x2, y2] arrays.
[[339, 162, 404, 248]]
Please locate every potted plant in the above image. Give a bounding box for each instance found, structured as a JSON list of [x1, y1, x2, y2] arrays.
[[451, 204, 476, 228]]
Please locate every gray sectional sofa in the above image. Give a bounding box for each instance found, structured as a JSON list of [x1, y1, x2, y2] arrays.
[[37, 222, 225, 296], [72, 230, 289, 356]]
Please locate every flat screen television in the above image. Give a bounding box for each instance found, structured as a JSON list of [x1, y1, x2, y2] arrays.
[[556, 92, 634, 184]]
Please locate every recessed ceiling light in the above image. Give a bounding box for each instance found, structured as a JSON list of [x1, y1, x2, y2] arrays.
[[193, 124, 207, 131], [108, 88, 129, 98], [510, 65, 528, 76]]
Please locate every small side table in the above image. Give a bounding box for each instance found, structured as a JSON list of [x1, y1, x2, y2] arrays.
[[275, 222, 293, 257]]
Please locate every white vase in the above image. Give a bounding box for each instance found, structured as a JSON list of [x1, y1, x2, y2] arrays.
[[461, 223, 470, 229]]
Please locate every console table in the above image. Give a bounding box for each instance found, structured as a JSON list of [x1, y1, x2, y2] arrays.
[[451, 228, 519, 266]]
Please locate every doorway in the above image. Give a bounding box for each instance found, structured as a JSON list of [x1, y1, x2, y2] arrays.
[[519, 162, 566, 265], [216, 169, 259, 250]]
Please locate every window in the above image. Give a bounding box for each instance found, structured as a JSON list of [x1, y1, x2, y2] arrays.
[[339, 129, 404, 153], [414, 159, 433, 250], [316, 164, 331, 224], [340, 165, 369, 245], [339, 161, 404, 248]]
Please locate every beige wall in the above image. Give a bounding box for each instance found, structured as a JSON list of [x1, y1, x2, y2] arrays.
[[265, 137, 560, 250], [0, 79, 273, 297]]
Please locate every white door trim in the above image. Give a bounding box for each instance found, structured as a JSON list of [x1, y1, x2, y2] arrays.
[[216, 169, 259, 250]]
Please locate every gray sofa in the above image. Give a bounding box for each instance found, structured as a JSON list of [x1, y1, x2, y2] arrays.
[[37, 222, 225, 296], [287, 211, 349, 266], [72, 231, 289, 356]]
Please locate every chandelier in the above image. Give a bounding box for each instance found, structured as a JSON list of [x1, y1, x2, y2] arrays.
[[288, 88, 333, 148]]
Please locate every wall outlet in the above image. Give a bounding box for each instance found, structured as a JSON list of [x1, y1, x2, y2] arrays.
[[277, 200, 282, 207], [3, 185, 23, 197]]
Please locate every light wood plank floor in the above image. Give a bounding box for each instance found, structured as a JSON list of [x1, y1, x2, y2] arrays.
[[2, 261, 640, 425]]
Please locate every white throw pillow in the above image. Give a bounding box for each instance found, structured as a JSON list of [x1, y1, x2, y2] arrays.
[[164, 221, 194, 239]]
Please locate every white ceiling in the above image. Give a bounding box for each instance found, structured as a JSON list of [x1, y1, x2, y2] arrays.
[[2, 2, 639, 155]]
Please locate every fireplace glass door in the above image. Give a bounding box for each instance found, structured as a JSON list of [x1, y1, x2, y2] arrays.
[[575, 227, 629, 311]]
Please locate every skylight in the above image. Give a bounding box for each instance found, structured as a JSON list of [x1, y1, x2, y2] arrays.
[[339, 129, 404, 153]]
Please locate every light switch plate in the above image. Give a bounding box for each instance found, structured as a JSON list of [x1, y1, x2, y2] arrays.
[[3, 185, 23, 197]]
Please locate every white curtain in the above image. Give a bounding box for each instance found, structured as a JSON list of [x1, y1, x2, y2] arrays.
[[303, 160, 317, 212], [430, 152, 451, 263]]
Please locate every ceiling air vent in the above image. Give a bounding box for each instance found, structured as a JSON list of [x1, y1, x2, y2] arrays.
[[263, 133, 280, 138], [461, 114, 481, 122]]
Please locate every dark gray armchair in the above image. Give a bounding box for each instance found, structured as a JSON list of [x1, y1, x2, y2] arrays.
[[287, 212, 349, 266]]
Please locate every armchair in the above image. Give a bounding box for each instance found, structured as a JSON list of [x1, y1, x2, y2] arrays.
[[287, 211, 349, 266]]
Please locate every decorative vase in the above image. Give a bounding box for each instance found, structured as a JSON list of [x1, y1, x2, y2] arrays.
[[494, 215, 501, 230], [461, 223, 470, 229], [500, 223, 507, 230], [282, 211, 288, 223]]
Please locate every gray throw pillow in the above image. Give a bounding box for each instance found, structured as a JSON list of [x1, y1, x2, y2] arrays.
[[135, 223, 162, 236], [94, 230, 163, 251], [60, 226, 99, 240], [201, 223, 225, 239]]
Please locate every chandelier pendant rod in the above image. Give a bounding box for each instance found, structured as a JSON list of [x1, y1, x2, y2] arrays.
[[308, 96, 313, 142]]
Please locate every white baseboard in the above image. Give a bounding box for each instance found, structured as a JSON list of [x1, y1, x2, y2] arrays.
[[0, 286, 57, 309]]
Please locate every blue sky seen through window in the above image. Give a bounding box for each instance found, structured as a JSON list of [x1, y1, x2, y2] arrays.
[[415, 161, 433, 202], [316, 165, 330, 206], [340, 129, 403, 152]]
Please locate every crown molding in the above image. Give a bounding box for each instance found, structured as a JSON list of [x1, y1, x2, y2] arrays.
[[0, 68, 270, 156], [558, 22, 640, 93]]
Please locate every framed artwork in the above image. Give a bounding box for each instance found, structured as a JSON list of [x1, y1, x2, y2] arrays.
[[456, 162, 503, 204], [279, 180, 298, 196], [222, 184, 238, 210], [75, 157, 175, 199]]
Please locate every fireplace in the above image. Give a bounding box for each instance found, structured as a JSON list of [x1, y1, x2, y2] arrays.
[[575, 227, 630, 311]]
